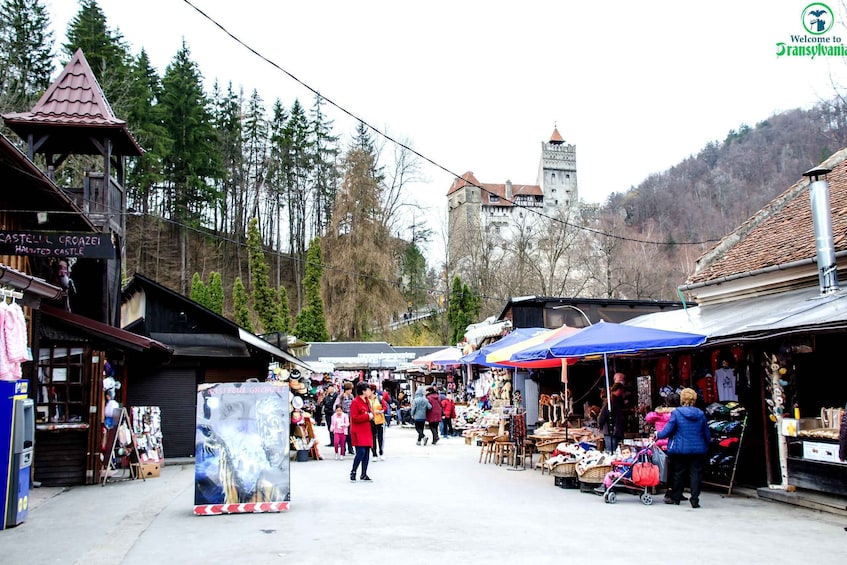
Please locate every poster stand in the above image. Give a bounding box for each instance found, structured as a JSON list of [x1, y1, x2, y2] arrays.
[[100, 408, 143, 485]]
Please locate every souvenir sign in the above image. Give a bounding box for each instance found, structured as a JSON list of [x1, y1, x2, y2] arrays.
[[194, 382, 290, 515]]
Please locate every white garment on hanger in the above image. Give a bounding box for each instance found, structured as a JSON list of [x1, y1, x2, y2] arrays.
[[716, 367, 737, 401]]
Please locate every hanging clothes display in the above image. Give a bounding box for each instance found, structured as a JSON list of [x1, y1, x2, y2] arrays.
[[0, 299, 28, 380]]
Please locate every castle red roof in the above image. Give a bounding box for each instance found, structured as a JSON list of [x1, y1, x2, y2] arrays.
[[549, 127, 564, 143], [446, 171, 541, 205]]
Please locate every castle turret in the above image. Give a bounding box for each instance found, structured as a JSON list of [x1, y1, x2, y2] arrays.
[[538, 126, 577, 210]]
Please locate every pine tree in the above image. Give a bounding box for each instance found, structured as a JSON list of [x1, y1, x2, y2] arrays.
[[125, 49, 170, 213], [402, 241, 428, 309], [212, 81, 244, 236], [447, 275, 481, 345], [159, 40, 222, 292], [283, 98, 312, 311], [207, 271, 224, 315], [0, 0, 54, 112], [266, 98, 288, 271], [293, 237, 329, 341], [160, 40, 221, 223], [232, 276, 253, 331], [309, 93, 339, 239], [276, 286, 291, 334], [243, 88, 268, 223], [190, 272, 209, 307], [247, 217, 278, 333]]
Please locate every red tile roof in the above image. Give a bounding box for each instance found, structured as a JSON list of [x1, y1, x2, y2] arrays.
[[688, 147, 847, 284], [447, 171, 481, 196], [3, 49, 142, 156], [549, 127, 564, 143], [446, 171, 542, 205]]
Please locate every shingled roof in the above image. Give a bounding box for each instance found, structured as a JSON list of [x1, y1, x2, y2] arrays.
[[2, 49, 142, 156], [687, 147, 847, 285]]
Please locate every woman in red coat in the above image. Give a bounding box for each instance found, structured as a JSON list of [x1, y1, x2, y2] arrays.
[[349, 382, 374, 482]]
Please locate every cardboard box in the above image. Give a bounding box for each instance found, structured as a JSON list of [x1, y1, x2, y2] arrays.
[[140, 463, 160, 478]]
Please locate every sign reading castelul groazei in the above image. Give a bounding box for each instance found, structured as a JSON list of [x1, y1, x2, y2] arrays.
[[0, 231, 115, 259], [777, 2, 847, 58]]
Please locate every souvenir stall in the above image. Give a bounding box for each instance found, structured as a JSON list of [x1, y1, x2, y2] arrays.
[[757, 334, 847, 498], [268, 367, 320, 461]]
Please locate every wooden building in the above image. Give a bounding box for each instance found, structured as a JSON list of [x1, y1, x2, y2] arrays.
[[121, 274, 313, 457]]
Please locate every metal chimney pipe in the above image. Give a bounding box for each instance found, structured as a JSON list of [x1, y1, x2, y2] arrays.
[[803, 166, 839, 294]]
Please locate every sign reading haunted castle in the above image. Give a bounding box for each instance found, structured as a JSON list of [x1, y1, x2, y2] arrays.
[[0, 231, 114, 259]]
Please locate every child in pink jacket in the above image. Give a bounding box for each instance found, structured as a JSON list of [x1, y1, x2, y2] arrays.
[[330, 405, 350, 460]]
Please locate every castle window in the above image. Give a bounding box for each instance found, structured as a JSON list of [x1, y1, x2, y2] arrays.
[[490, 195, 499, 203]]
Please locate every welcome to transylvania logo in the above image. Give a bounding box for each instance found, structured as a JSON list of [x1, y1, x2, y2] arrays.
[[776, 2, 847, 58]]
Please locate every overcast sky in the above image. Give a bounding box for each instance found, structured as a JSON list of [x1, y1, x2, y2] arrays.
[[48, 0, 847, 256]]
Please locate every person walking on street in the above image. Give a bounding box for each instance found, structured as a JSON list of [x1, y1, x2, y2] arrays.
[[330, 405, 349, 460], [349, 382, 374, 482], [411, 387, 430, 445], [657, 387, 710, 508], [322, 385, 338, 446], [370, 385, 387, 461], [425, 387, 443, 445], [441, 393, 456, 437]]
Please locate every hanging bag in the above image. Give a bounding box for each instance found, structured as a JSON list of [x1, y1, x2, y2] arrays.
[[651, 446, 669, 483], [632, 461, 661, 487]]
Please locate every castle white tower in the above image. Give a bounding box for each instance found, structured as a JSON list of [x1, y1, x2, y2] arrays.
[[538, 126, 578, 213]]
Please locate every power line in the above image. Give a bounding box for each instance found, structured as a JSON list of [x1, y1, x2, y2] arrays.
[[179, 0, 721, 248]]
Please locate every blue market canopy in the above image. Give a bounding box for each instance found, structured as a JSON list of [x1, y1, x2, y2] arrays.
[[511, 321, 707, 362]]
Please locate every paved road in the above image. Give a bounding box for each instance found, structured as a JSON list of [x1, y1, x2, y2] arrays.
[[3, 426, 844, 564]]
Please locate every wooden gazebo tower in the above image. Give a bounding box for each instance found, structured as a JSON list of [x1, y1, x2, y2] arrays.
[[2, 49, 143, 325]]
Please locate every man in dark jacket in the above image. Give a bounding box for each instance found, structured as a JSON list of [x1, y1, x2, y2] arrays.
[[657, 387, 710, 508], [322, 385, 338, 447], [425, 387, 443, 445], [609, 383, 626, 453]]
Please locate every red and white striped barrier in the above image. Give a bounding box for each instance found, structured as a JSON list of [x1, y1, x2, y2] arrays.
[[193, 502, 290, 515]]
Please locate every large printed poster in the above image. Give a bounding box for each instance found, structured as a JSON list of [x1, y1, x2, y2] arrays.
[[194, 382, 290, 515]]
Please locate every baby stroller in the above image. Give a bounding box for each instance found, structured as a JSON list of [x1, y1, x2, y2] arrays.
[[602, 444, 660, 505]]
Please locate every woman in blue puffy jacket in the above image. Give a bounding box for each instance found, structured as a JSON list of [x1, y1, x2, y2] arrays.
[[656, 387, 710, 508]]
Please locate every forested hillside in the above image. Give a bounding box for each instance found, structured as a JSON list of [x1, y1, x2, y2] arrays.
[[604, 98, 847, 277]]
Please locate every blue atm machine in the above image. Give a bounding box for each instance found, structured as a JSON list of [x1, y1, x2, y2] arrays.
[[1, 379, 33, 529]]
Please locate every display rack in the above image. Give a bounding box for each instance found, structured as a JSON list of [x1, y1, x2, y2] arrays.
[[702, 404, 747, 495], [100, 408, 143, 485]]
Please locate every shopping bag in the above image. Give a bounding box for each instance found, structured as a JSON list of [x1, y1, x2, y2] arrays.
[[651, 446, 668, 483]]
